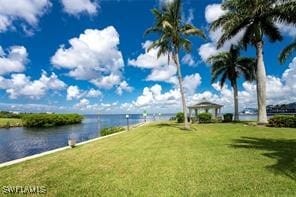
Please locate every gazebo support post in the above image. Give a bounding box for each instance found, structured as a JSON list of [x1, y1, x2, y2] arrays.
[[189, 108, 192, 122]]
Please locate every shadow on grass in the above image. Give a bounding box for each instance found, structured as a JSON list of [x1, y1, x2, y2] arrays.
[[151, 122, 197, 131], [231, 137, 296, 181]]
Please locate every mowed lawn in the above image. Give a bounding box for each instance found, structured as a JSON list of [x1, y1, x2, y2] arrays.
[[0, 122, 295, 196]]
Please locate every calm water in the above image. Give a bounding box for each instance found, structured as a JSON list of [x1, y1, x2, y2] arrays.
[[0, 114, 171, 163]]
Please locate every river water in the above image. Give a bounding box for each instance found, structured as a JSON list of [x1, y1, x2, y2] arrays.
[[0, 114, 171, 163]]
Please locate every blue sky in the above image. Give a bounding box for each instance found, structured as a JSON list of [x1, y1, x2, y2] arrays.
[[0, 0, 295, 114]]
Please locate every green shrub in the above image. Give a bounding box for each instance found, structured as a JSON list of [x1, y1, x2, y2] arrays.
[[100, 127, 125, 136], [223, 113, 233, 122], [21, 113, 83, 128], [268, 115, 296, 128], [176, 112, 184, 123], [211, 117, 222, 123], [198, 113, 212, 123]]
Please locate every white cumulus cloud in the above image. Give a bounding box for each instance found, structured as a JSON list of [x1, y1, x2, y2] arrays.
[[74, 98, 90, 109], [133, 84, 181, 109], [61, 0, 98, 15], [183, 73, 202, 95], [67, 85, 102, 100], [0, 0, 50, 32], [0, 46, 28, 75], [66, 85, 81, 100], [181, 54, 197, 67], [51, 26, 131, 94], [129, 40, 177, 83], [0, 71, 66, 99], [86, 88, 101, 98], [276, 22, 296, 38], [204, 4, 226, 24], [116, 81, 133, 95]]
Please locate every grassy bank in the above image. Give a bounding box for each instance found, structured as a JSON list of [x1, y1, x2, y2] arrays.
[[0, 122, 295, 196], [0, 118, 22, 128]]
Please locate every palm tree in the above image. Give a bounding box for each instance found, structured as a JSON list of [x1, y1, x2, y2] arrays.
[[145, 0, 205, 129], [210, 0, 296, 124], [279, 40, 296, 63], [208, 45, 256, 121]]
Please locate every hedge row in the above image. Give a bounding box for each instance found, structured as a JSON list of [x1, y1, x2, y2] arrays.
[[268, 115, 296, 128], [21, 114, 83, 128], [100, 127, 125, 136], [174, 112, 213, 123]]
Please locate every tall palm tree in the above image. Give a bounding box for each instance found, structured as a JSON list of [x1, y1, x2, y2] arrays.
[[145, 0, 205, 129], [208, 45, 256, 121], [210, 0, 296, 124], [279, 39, 296, 63]]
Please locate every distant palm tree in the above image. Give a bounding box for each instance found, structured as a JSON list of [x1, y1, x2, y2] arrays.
[[145, 0, 205, 129], [208, 45, 256, 121], [279, 40, 296, 63], [210, 0, 296, 124]]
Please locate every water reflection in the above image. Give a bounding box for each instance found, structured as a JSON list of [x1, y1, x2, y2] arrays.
[[0, 114, 171, 163]]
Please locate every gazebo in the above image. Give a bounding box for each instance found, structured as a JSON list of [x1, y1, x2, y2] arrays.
[[188, 100, 223, 120]]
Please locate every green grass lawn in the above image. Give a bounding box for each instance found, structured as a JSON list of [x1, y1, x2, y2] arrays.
[[0, 118, 22, 128], [0, 122, 295, 196]]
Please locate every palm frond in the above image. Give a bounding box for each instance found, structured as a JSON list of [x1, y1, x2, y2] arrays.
[[208, 44, 256, 88], [261, 18, 283, 42], [211, 64, 228, 84], [217, 16, 250, 48], [237, 57, 256, 82], [279, 40, 296, 63], [272, 1, 296, 24], [162, 20, 173, 29], [219, 72, 228, 88], [181, 24, 206, 38], [144, 27, 161, 35]]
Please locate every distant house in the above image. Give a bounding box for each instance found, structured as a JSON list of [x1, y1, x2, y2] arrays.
[[9, 111, 20, 115], [266, 102, 296, 114]]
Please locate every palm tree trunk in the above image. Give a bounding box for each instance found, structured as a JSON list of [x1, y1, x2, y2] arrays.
[[255, 41, 268, 124], [233, 81, 239, 121], [173, 52, 189, 129]]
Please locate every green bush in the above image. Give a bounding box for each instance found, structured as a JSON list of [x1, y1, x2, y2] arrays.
[[176, 112, 184, 123], [268, 115, 296, 128], [223, 113, 233, 122], [21, 113, 83, 128], [198, 113, 212, 123], [100, 127, 125, 136]]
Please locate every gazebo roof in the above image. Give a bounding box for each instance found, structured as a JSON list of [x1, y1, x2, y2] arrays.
[[188, 101, 223, 109]]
